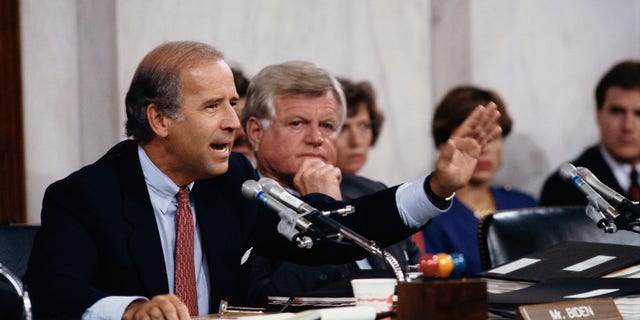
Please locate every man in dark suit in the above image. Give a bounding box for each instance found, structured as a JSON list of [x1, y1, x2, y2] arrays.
[[24, 41, 501, 319], [241, 65, 422, 304], [540, 61, 640, 206]]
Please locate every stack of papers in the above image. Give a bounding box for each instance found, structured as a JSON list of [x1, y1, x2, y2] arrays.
[[268, 296, 356, 311], [231, 306, 376, 320]]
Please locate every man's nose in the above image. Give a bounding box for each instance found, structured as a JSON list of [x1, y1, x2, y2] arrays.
[[304, 124, 325, 146], [222, 104, 241, 132], [623, 113, 636, 130]]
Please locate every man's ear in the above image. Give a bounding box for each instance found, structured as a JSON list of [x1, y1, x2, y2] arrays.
[[245, 117, 264, 152], [147, 104, 171, 138]]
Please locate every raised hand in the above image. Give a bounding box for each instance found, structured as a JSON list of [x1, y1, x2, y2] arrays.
[[430, 102, 502, 198]]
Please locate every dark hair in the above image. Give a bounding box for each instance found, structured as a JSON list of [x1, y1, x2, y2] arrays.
[[337, 77, 385, 146], [432, 85, 512, 146], [231, 66, 250, 97], [124, 41, 224, 144], [595, 60, 640, 109]]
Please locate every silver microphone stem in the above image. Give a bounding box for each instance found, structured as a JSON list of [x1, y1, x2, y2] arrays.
[[305, 211, 406, 282], [382, 250, 406, 283], [0, 262, 32, 320]]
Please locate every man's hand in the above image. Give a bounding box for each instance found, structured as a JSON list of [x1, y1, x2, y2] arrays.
[[122, 294, 191, 320], [294, 158, 343, 200], [431, 102, 502, 198]]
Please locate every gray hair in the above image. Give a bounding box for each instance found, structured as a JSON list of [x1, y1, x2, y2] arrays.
[[241, 60, 346, 132]]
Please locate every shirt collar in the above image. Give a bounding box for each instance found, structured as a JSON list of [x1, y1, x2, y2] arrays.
[[599, 144, 640, 190], [138, 144, 194, 215]]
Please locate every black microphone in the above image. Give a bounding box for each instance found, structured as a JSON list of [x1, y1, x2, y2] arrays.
[[577, 166, 640, 230], [241, 180, 315, 248], [559, 163, 619, 232]]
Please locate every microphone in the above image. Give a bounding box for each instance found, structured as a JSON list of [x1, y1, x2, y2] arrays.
[[577, 166, 640, 231], [259, 178, 355, 216], [576, 167, 628, 206], [558, 163, 619, 232], [0, 262, 32, 320], [241, 180, 315, 248], [259, 178, 316, 213], [250, 179, 406, 282]]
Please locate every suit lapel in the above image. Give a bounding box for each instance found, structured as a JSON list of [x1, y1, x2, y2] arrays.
[[592, 147, 625, 193], [192, 178, 239, 306], [119, 142, 170, 296]]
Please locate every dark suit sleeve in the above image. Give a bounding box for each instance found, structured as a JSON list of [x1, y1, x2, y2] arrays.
[[252, 186, 419, 265], [24, 180, 108, 318]]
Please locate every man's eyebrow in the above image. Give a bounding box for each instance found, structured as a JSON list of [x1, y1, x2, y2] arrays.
[[201, 95, 238, 106]]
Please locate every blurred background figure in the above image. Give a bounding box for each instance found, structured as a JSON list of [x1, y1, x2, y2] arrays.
[[231, 66, 255, 165], [540, 61, 640, 205], [335, 78, 385, 175], [421, 85, 538, 276]]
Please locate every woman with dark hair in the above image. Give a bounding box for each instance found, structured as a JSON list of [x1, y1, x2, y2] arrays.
[[422, 85, 538, 276], [335, 78, 385, 174]]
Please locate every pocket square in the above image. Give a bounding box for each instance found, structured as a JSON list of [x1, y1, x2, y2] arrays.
[[241, 247, 253, 265]]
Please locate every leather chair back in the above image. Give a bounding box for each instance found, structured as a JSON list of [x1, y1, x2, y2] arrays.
[[478, 206, 640, 270], [0, 225, 39, 279]]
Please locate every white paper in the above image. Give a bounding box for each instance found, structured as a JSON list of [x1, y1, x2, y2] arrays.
[[236, 306, 376, 320], [488, 258, 540, 275], [565, 289, 620, 299], [563, 255, 616, 272]]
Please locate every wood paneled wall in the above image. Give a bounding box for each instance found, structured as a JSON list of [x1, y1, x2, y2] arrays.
[[0, 0, 26, 224]]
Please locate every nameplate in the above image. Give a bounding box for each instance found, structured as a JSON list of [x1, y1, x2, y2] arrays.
[[515, 298, 622, 320]]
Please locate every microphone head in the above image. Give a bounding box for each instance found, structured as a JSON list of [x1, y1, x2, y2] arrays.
[[259, 177, 284, 194], [576, 167, 596, 180], [559, 163, 578, 180], [241, 180, 262, 200]]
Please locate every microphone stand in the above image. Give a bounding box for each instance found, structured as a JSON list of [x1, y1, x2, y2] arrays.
[[305, 210, 406, 283], [0, 262, 32, 320], [576, 166, 640, 233], [246, 178, 406, 282]]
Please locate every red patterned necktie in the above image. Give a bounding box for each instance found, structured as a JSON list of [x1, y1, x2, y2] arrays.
[[175, 186, 198, 315], [629, 169, 640, 201]]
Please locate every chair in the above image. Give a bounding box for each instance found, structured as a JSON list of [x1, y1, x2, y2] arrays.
[[0, 225, 39, 279], [0, 225, 39, 320], [477, 206, 640, 270]]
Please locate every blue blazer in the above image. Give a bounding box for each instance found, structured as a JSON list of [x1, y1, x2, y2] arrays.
[[24, 140, 416, 318]]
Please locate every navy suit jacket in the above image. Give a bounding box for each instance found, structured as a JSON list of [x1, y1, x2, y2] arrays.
[[24, 140, 417, 318], [540, 145, 625, 206]]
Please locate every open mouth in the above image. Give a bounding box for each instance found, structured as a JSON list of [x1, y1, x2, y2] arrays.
[[210, 143, 229, 152]]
